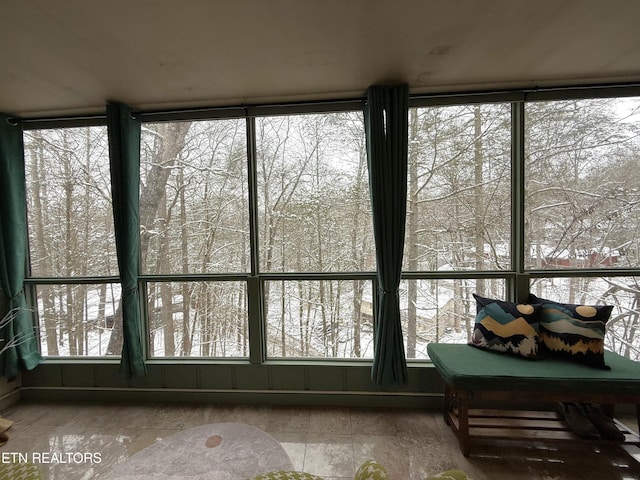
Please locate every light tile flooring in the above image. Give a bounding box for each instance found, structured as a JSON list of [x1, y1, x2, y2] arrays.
[[0, 400, 639, 480]]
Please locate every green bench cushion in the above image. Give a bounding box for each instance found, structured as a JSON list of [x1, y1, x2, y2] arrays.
[[427, 343, 640, 394]]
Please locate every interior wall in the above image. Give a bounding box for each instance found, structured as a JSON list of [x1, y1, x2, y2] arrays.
[[20, 362, 446, 409], [0, 375, 21, 410]]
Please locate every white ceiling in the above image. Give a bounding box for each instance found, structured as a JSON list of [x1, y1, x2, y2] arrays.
[[2, 0, 640, 118]]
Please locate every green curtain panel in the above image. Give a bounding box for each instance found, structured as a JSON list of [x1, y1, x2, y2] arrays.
[[364, 85, 409, 386], [107, 103, 147, 378], [0, 114, 42, 377]]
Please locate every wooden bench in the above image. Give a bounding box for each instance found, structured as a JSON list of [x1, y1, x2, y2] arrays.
[[427, 343, 640, 456]]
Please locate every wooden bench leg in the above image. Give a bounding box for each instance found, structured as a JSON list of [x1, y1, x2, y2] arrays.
[[444, 384, 452, 425], [443, 385, 471, 456], [457, 391, 471, 456]]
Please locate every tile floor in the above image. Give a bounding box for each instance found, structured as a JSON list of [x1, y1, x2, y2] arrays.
[[0, 400, 639, 480]]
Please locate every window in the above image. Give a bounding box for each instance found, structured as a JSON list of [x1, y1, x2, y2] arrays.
[[405, 104, 512, 272], [265, 279, 374, 358], [140, 119, 249, 357], [138, 112, 373, 359], [399, 278, 507, 358], [256, 113, 373, 273], [140, 119, 249, 275], [525, 96, 640, 361], [22, 89, 640, 364], [403, 103, 512, 358], [147, 281, 248, 357], [24, 126, 121, 356], [256, 112, 375, 358], [525, 98, 640, 270]]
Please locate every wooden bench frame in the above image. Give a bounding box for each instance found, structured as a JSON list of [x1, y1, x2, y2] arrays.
[[443, 382, 640, 456]]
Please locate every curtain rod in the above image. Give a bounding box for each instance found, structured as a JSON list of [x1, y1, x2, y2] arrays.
[[9, 98, 367, 127], [8, 81, 640, 126], [134, 81, 640, 117], [413, 81, 640, 98], [11, 114, 107, 130], [132, 98, 366, 122]]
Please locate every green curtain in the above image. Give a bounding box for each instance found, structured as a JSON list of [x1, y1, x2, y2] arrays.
[[364, 85, 409, 386], [107, 103, 147, 378], [0, 114, 42, 377]]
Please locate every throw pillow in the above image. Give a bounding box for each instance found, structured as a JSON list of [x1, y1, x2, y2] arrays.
[[249, 472, 325, 480], [425, 470, 473, 480], [469, 294, 540, 358], [354, 460, 389, 480], [528, 294, 612, 369]]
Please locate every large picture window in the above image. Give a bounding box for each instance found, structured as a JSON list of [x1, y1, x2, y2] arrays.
[[20, 89, 640, 365]]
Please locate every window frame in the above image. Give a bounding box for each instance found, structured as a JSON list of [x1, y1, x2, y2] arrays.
[[139, 103, 377, 362], [23, 119, 122, 359]]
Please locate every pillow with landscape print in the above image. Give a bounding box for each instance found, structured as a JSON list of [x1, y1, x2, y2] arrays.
[[528, 294, 613, 369], [469, 294, 541, 358]]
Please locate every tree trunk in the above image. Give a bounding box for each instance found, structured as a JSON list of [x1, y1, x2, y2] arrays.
[[407, 109, 419, 357], [28, 137, 59, 355], [474, 106, 486, 296], [178, 168, 192, 356], [350, 143, 368, 357], [63, 131, 77, 355]]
